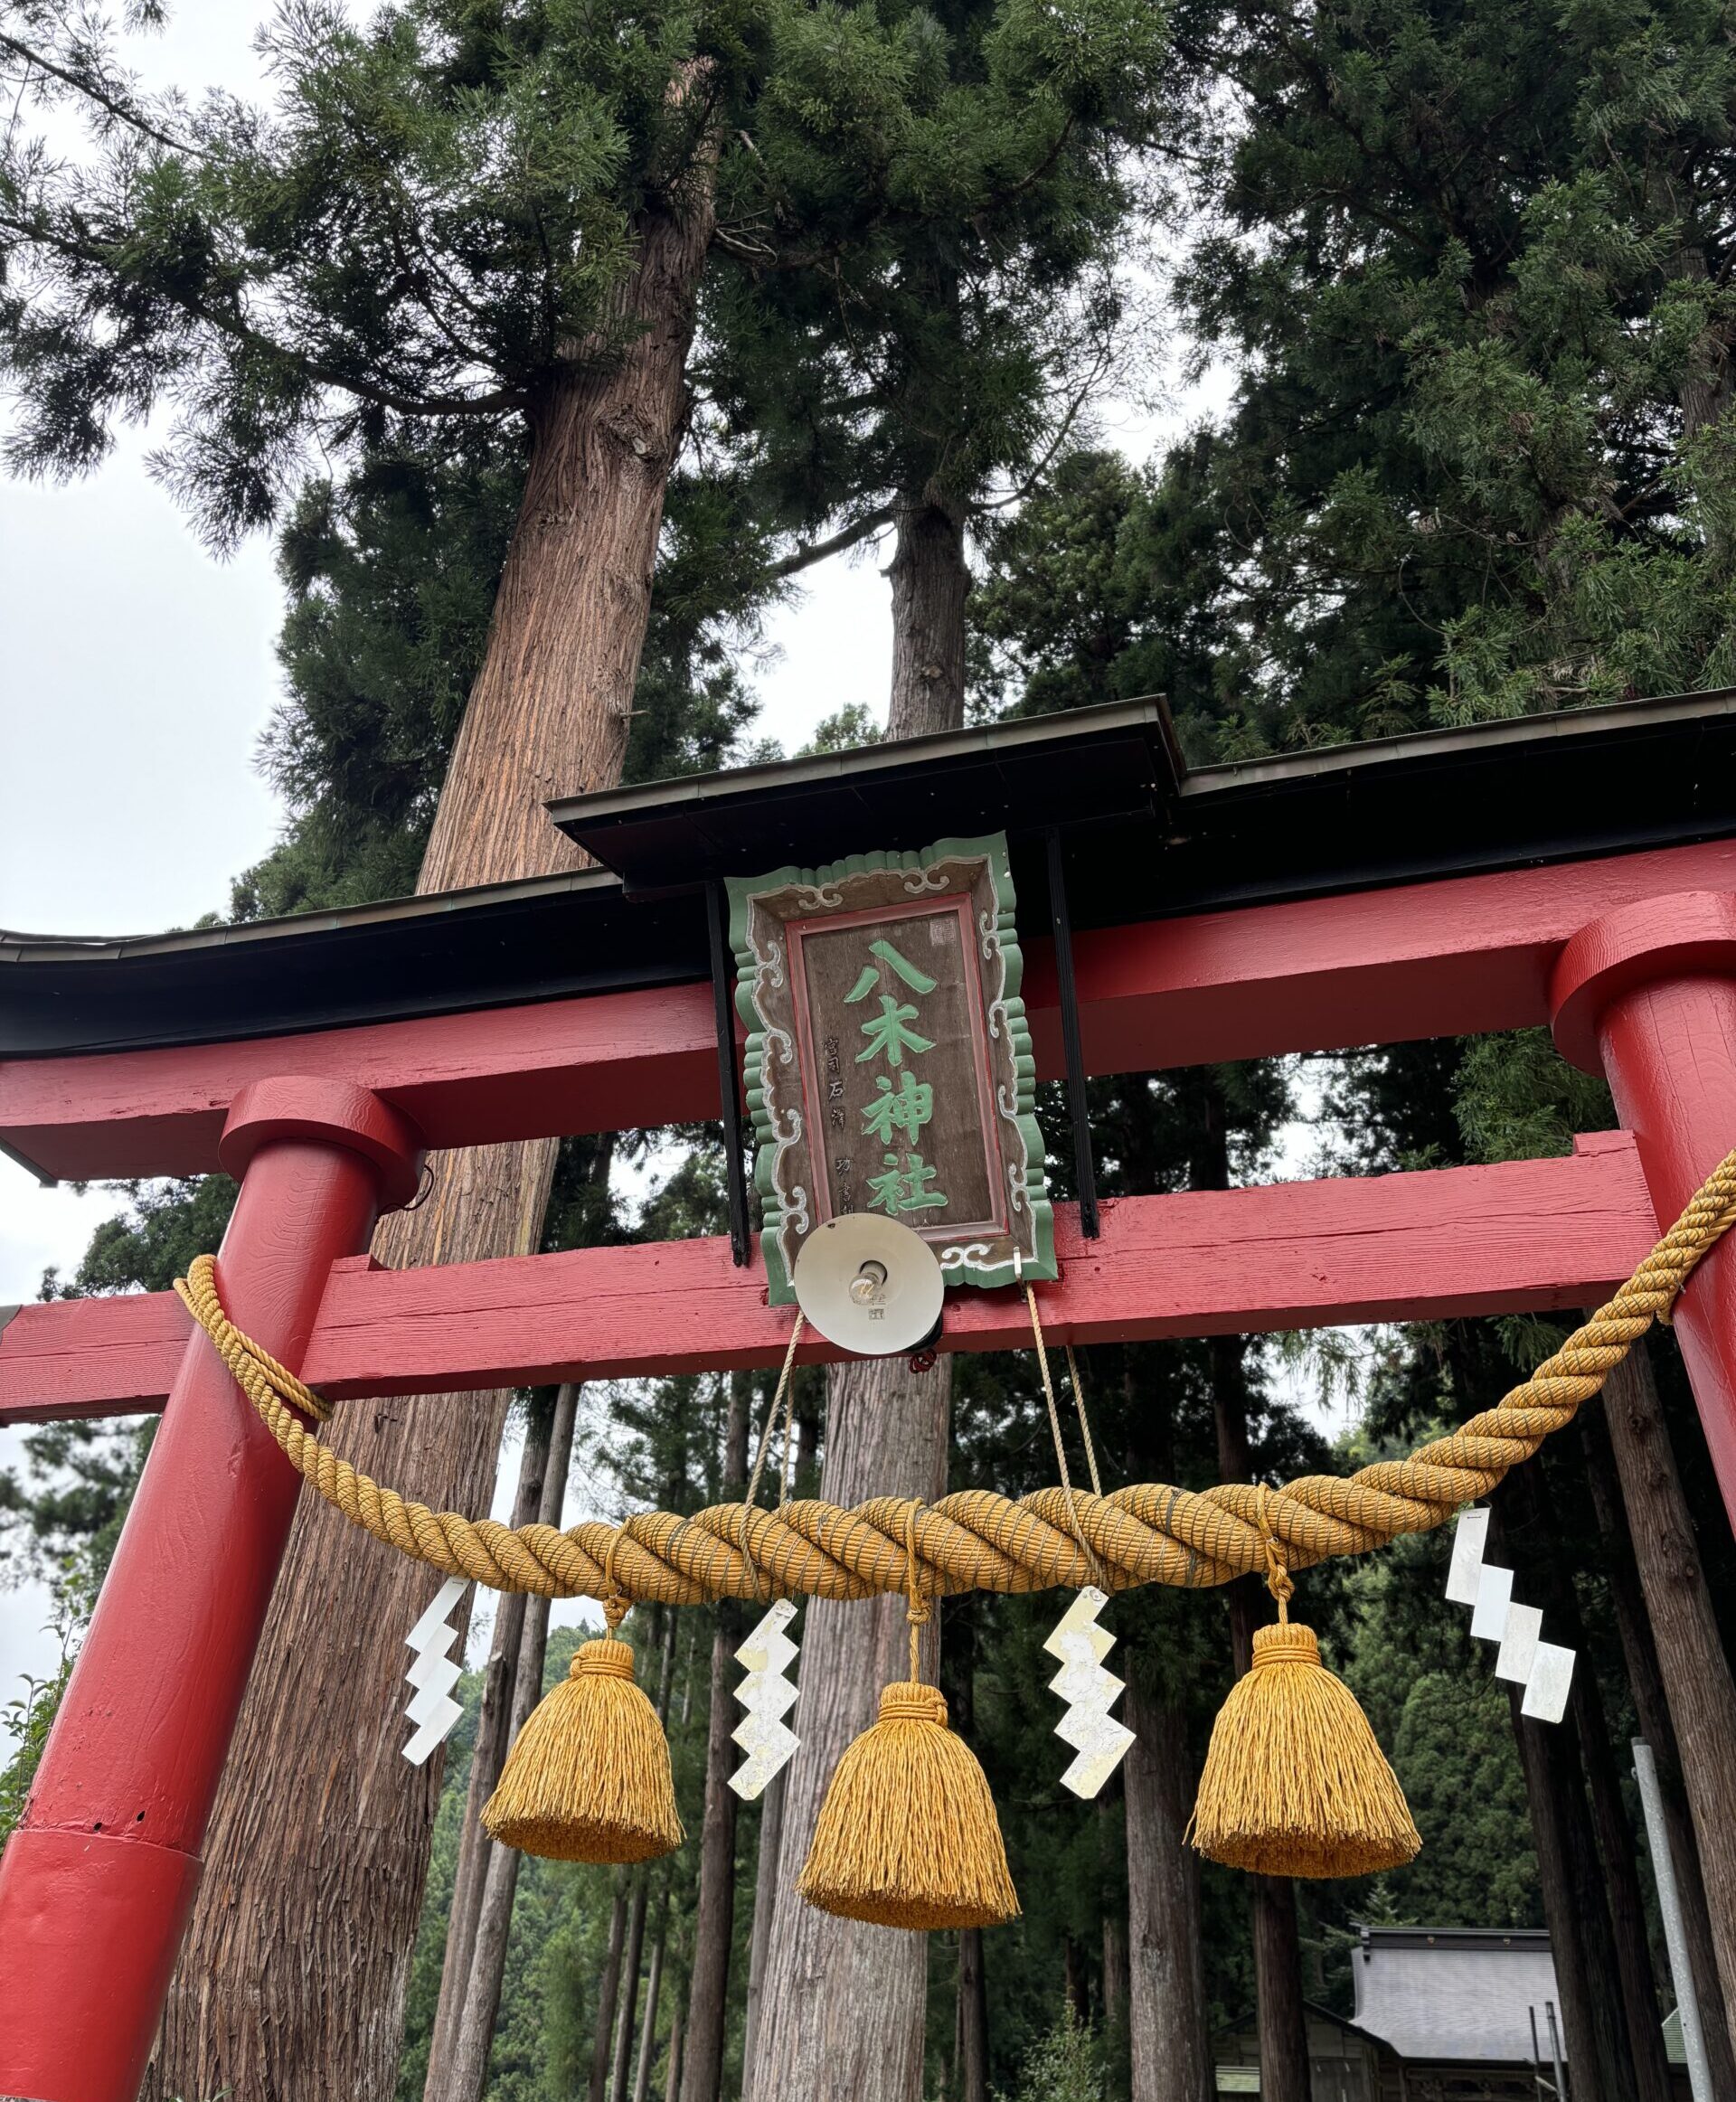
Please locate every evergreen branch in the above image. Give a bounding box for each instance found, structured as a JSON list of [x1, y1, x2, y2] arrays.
[[767, 504, 894, 578], [0, 207, 528, 419], [0, 29, 200, 158]]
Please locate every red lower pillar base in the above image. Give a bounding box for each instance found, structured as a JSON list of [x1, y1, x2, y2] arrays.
[[0, 1828, 201, 2102]]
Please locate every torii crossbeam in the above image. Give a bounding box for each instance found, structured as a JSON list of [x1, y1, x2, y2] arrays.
[[4, 693, 1736, 2102]]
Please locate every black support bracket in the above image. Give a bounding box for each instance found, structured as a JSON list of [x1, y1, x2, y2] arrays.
[[1044, 827, 1101, 1240], [705, 880, 753, 1268]]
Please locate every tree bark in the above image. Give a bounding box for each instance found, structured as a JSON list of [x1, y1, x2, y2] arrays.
[[886, 494, 970, 740], [424, 1392, 561, 2098], [743, 1354, 951, 2102], [1101, 1882, 1129, 2042], [634, 1898, 669, 2102], [1576, 1664, 1674, 2102], [746, 495, 969, 2102], [1599, 1345, 1736, 2065], [940, 1597, 990, 2102], [1491, 1476, 1638, 2102], [1194, 1069, 1310, 2102], [613, 1872, 653, 2102], [1500, 1426, 1672, 2102], [150, 162, 718, 2102], [1250, 1875, 1308, 2102], [1123, 1682, 1212, 2102], [1506, 1685, 1633, 2102], [591, 1883, 632, 2102], [955, 1930, 989, 2102], [679, 1373, 752, 2102], [741, 1767, 788, 2096], [1580, 1391, 1736, 2091], [443, 1384, 580, 2101], [665, 1992, 686, 2102]]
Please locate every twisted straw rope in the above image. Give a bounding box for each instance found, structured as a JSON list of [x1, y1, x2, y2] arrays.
[[174, 1145, 1736, 1609]]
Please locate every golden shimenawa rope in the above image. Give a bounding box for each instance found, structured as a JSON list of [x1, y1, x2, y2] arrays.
[[173, 1145, 1736, 1609]]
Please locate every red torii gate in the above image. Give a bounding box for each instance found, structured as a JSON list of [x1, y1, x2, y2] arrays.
[[3, 694, 1736, 2102]]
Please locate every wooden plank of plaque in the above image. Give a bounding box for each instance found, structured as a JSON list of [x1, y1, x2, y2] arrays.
[[728, 834, 1056, 1305]]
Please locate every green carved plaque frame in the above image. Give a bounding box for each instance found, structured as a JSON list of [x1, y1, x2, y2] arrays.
[[727, 832, 1057, 1306]]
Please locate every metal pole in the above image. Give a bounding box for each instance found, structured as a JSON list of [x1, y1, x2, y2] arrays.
[[1545, 2001, 1568, 2101], [1633, 1738, 1712, 2101]]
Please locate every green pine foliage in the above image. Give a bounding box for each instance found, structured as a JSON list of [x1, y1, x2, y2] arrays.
[[701, 0, 1172, 559], [976, 0, 1736, 749], [1, 0, 735, 542]]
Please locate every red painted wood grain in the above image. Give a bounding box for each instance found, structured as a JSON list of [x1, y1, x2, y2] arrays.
[[0, 1135, 1654, 1426], [6, 838, 1734, 1183]]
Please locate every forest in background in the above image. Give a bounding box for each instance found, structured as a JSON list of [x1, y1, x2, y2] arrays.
[[4, 0, 1736, 2096]]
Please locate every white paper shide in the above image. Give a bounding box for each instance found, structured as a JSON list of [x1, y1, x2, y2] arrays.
[[1044, 1586, 1136, 1798], [1444, 1508, 1576, 1725], [402, 1574, 468, 1767], [730, 1598, 801, 1800]]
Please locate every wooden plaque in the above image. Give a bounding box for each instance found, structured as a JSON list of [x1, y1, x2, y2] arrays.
[[727, 833, 1056, 1305]]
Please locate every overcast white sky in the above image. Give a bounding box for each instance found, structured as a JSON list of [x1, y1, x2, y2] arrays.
[[0, 4, 1227, 1743]]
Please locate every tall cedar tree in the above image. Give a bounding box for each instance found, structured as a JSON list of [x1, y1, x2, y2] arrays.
[[712, 8, 1168, 2096], [0, 3, 1169, 2093]]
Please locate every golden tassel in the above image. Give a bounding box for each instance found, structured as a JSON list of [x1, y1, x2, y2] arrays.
[[484, 1581, 683, 1865], [1190, 1495, 1420, 1880], [797, 1504, 1020, 1931]]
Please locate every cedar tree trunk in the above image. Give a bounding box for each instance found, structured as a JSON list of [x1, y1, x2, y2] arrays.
[[1124, 1681, 1212, 2102], [591, 1882, 632, 2102], [1580, 1389, 1736, 2089], [150, 167, 717, 2102], [1491, 1476, 1639, 2102], [747, 493, 968, 2102], [425, 1386, 561, 2097], [1197, 1080, 1310, 2102], [665, 1993, 686, 2102], [445, 1384, 580, 2099], [948, 1596, 990, 2102], [956, 1930, 990, 2102], [1500, 1433, 1672, 2102], [1600, 1345, 1736, 2063], [679, 1373, 752, 2102], [633, 1896, 669, 2102], [614, 1871, 653, 2102], [741, 1767, 788, 2094]]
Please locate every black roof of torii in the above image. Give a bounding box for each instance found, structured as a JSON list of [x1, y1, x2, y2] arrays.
[[4, 689, 1734, 1060]]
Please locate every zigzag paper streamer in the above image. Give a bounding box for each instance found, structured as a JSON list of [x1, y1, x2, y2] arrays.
[[1044, 1586, 1135, 1798], [1445, 1508, 1575, 1724], [402, 1573, 467, 1767], [730, 1598, 800, 1801]]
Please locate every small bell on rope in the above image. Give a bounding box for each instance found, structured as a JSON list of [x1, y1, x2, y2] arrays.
[[483, 1561, 683, 1865], [1189, 1496, 1420, 1880], [797, 1507, 1020, 1931]]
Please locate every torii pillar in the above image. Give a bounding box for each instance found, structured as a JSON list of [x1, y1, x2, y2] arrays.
[[0, 1079, 422, 2102], [1552, 891, 1736, 1530]]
